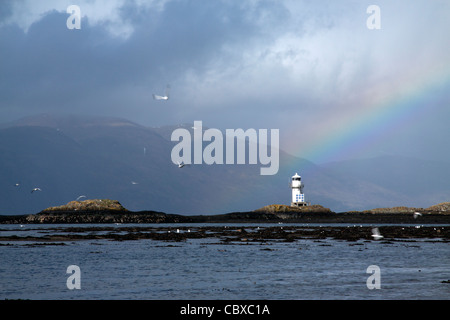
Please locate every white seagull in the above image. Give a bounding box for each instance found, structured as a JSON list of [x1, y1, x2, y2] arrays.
[[152, 85, 170, 100], [76, 195, 86, 201], [371, 227, 384, 240], [31, 187, 41, 193], [413, 212, 422, 219], [177, 161, 189, 168]]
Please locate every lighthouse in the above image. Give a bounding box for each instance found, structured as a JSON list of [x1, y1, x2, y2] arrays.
[[290, 173, 307, 207]]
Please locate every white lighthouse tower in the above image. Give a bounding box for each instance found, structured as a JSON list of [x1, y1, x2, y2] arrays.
[[290, 173, 307, 207]]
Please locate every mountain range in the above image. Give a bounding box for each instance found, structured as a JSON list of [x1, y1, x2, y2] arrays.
[[0, 113, 448, 215]]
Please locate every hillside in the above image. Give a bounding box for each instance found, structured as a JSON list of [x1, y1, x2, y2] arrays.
[[0, 114, 449, 215]]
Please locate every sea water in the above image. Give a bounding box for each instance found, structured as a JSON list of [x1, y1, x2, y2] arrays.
[[0, 223, 449, 300]]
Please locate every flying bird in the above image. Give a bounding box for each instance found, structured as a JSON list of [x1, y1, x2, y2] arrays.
[[177, 161, 190, 168], [31, 187, 41, 193], [76, 195, 86, 201], [371, 227, 384, 240], [413, 212, 422, 219], [152, 85, 170, 100]]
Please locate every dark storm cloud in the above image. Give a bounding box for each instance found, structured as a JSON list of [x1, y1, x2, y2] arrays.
[[0, 10, 126, 116], [1, 0, 449, 163], [0, 0, 289, 122]]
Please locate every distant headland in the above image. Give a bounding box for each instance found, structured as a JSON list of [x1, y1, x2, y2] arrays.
[[1, 199, 449, 224]]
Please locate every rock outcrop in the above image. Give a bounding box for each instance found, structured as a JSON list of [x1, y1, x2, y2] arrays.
[[426, 202, 450, 212], [23, 199, 189, 224], [42, 199, 127, 212], [361, 202, 450, 214], [254, 204, 333, 214], [1, 200, 449, 224]]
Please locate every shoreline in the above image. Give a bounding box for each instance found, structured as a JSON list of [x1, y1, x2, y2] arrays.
[[1, 200, 449, 225], [1, 210, 450, 225]]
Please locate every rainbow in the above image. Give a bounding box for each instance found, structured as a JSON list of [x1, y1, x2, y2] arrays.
[[286, 63, 450, 165]]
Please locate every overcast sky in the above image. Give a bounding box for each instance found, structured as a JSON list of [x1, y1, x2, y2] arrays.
[[1, 0, 449, 164]]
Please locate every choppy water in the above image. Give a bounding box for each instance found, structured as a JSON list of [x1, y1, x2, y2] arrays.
[[1, 223, 449, 300]]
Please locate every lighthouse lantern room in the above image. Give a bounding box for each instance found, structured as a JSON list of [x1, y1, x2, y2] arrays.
[[290, 173, 307, 207]]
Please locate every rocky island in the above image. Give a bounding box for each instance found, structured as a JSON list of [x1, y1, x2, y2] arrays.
[[10, 199, 185, 224], [1, 199, 449, 224]]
